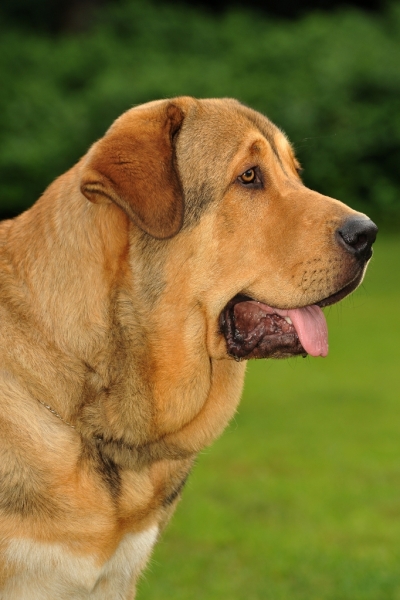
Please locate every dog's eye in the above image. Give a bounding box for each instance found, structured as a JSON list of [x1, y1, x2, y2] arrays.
[[237, 166, 263, 189], [239, 168, 256, 185]]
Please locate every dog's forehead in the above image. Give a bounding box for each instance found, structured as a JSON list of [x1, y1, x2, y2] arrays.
[[177, 98, 295, 177], [189, 98, 279, 142]]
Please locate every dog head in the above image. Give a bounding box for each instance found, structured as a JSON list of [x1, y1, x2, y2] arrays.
[[80, 97, 377, 362]]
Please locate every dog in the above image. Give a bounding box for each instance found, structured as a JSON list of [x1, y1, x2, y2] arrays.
[[0, 97, 377, 598]]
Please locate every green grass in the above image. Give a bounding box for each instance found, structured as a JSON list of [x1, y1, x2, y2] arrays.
[[138, 235, 400, 600]]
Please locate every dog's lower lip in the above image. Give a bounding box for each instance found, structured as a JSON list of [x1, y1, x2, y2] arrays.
[[220, 295, 305, 360]]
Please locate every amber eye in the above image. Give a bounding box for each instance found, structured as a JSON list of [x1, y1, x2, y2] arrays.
[[239, 168, 256, 184]]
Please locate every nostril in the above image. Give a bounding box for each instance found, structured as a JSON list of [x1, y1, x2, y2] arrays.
[[337, 216, 378, 259], [352, 233, 368, 252], [339, 231, 368, 252]]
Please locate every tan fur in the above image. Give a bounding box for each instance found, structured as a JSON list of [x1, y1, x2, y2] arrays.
[[0, 97, 373, 598]]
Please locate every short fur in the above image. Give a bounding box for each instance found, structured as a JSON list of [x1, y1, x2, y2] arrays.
[[0, 97, 373, 598]]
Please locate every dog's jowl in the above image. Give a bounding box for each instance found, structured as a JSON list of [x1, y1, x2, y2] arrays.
[[0, 97, 377, 599]]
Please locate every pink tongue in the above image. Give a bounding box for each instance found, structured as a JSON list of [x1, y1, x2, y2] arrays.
[[286, 305, 328, 357], [251, 302, 329, 357]]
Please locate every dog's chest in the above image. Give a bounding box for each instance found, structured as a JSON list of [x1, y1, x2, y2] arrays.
[[2, 526, 158, 599]]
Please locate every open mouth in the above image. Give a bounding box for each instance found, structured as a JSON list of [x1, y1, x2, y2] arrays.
[[220, 274, 363, 361]]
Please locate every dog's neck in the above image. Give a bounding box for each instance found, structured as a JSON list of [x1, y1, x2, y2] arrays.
[[2, 174, 245, 469]]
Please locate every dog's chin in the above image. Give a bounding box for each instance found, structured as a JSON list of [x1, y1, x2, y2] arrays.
[[220, 272, 364, 361]]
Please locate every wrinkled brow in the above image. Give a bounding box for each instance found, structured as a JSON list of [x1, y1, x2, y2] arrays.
[[241, 110, 286, 171]]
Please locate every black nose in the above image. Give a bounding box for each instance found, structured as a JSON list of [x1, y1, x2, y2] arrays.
[[337, 216, 378, 261]]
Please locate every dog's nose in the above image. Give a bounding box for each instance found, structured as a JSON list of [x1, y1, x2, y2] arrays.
[[337, 216, 378, 261]]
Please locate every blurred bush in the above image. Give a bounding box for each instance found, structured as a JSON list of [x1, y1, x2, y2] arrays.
[[0, 0, 399, 226]]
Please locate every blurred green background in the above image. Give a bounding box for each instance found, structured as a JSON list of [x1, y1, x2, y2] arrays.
[[0, 0, 399, 597]]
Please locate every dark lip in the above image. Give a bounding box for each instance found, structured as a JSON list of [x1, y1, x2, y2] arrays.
[[219, 293, 252, 331], [219, 293, 304, 360]]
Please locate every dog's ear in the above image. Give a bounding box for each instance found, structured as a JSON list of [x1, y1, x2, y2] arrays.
[[81, 102, 185, 239]]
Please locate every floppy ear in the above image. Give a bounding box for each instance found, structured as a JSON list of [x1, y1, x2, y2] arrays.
[[80, 102, 185, 239]]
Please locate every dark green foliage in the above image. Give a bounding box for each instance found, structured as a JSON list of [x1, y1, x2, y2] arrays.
[[0, 0, 385, 34], [0, 0, 399, 226]]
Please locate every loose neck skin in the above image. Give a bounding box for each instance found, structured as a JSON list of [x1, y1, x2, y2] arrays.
[[1, 169, 246, 467]]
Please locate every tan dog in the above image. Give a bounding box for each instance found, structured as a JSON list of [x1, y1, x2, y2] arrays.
[[0, 97, 377, 598]]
